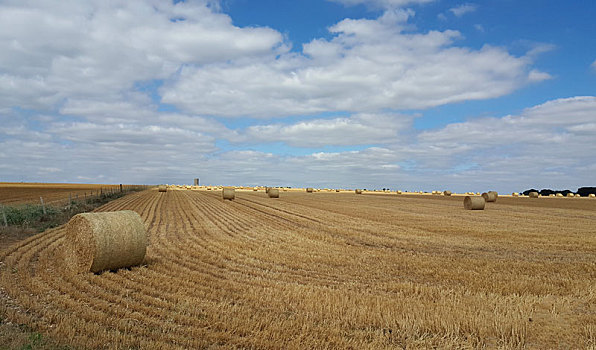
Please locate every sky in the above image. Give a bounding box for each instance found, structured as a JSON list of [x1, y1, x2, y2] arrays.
[[0, 0, 595, 193]]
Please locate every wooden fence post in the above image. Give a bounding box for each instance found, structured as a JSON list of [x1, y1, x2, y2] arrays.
[[40, 197, 47, 215], [1, 205, 7, 227]]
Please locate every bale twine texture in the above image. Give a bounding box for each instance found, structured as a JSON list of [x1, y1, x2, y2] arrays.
[[443, 191, 452, 196], [482, 192, 497, 202], [529, 192, 539, 198], [222, 188, 235, 200], [464, 196, 485, 210], [158, 185, 167, 192], [306, 188, 314, 193], [65, 210, 147, 274], [268, 188, 280, 198]]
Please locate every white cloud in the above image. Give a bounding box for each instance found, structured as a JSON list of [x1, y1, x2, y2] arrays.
[[0, 0, 285, 110], [328, 0, 433, 10], [449, 4, 478, 17], [238, 113, 414, 147], [163, 9, 546, 118]]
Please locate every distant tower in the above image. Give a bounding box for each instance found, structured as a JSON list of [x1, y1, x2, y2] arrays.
[[194, 178, 199, 186]]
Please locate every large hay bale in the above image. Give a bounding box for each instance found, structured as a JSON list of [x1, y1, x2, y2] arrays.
[[65, 211, 147, 274], [481, 192, 497, 202], [268, 188, 280, 198], [567, 193, 574, 197], [222, 188, 235, 200], [575, 193, 581, 197], [253, 187, 258, 191], [443, 190, 452, 196], [306, 188, 314, 193], [556, 193, 563, 197], [355, 189, 362, 194], [589, 194, 595, 198], [512, 192, 519, 197], [158, 185, 167, 192], [336, 189, 340, 192], [464, 196, 485, 210], [529, 191, 539, 198], [396, 190, 402, 194]]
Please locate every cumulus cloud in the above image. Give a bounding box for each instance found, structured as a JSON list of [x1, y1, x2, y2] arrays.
[[449, 4, 478, 17], [237, 113, 414, 147], [0, 0, 285, 110], [163, 9, 546, 118], [328, 0, 433, 10]]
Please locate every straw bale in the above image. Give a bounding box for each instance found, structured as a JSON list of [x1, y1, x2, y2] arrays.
[[64, 210, 147, 274], [589, 194, 595, 198], [482, 192, 497, 202], [268, 188, 280, 198], [556, 193, 563, 197], [529, 191, 539, 198], [306, 188, 314, 193], [567, 193, 574, 197], [223, 188, 235, 200], [464, 196, 485, 210], [158, 185, 167, 192], [512, 192, 519, 197], [443, 190, 452, 196], [355, 189, 362, 194]]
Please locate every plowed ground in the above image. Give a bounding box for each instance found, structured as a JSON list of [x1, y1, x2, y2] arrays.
[[0, 183, 122, 205], [1, 189, 595, 349]]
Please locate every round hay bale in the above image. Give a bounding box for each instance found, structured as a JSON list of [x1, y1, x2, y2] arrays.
[[512, 192, 519, 197], [443, 190, 452, 196], [222, 188, 235, 200], [529, 191, 539, 198], [556, 193, 563, 197], [464, 196, 485, 210], [549, 194, 555, 197], [355, 189, 362, 194], [567, 193, 574, 197], [396, 190, 402, 194], [336, 189, 340, 192], [589, 194, 595, 198], [158, 185, 167, 192], [64, 210, 147, 274], [268, 188, 280, 198], [575, 193, 581, 197], [481, 192, 497, 202], [253, 187, 258, 191], [306, 188, 314, 193]]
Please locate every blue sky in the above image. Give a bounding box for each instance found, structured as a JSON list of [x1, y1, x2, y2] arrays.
[[1, 0, 595, 192]]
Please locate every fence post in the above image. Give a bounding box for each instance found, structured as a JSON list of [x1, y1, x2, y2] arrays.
[[40, 196, 47, 215], [1, 205, 7, 227]]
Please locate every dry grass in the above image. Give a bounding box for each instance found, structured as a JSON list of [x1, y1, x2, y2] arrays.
[[0, 189, 595, 349]]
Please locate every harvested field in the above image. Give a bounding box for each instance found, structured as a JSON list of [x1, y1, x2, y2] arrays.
[[0, 183, 123, 206], [1, 188, 595, 349]]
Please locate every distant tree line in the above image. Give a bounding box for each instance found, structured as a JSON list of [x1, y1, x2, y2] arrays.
[[522, 187, 596, 197]]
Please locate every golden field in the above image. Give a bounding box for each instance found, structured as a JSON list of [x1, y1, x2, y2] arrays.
[[1, 186, 595, 349], [0, 183, 123, 206]]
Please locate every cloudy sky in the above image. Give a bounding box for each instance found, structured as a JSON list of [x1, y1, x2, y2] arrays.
[[1, 0, 595, 192]]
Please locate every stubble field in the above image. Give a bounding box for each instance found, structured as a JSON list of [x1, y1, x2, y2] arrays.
[[0, 183, 123, 206], [0, 187, 595, 349]]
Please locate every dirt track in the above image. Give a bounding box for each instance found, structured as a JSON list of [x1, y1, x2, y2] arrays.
[[1, 189, 595, 349]]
